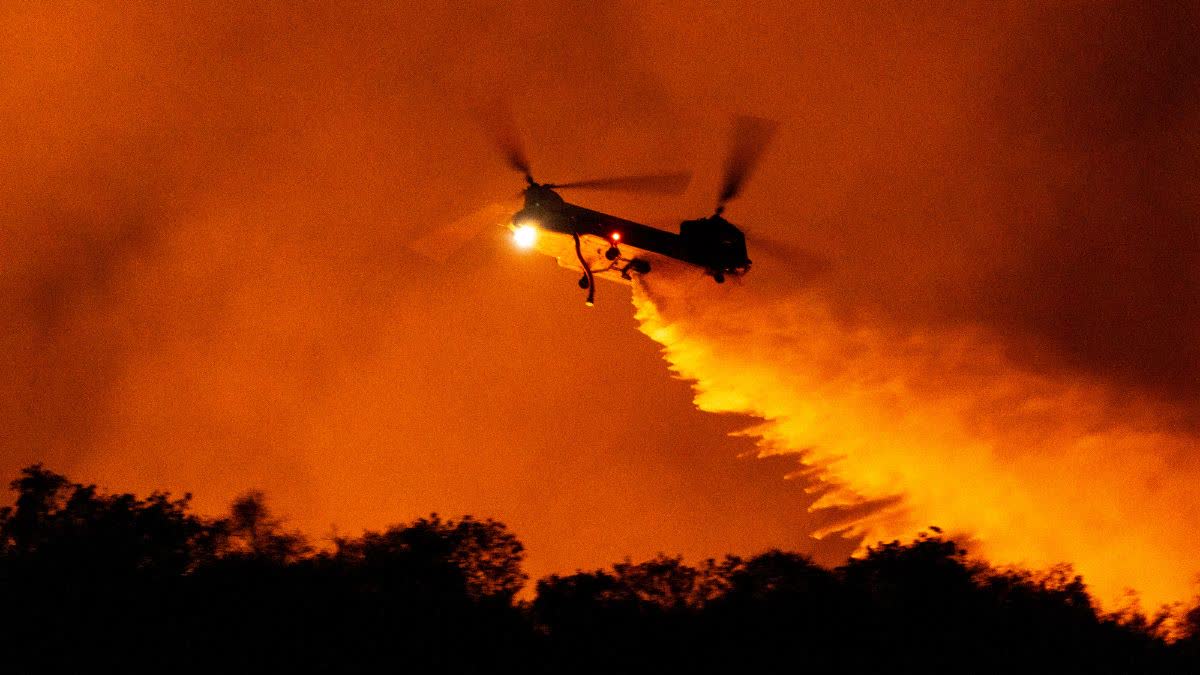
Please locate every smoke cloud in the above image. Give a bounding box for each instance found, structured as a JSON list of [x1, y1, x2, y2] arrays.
[[1, 1, 854, 581], [3, 1, 1198, 602]]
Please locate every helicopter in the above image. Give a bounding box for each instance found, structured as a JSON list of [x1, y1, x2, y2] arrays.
[[423, 114, 779, 306]]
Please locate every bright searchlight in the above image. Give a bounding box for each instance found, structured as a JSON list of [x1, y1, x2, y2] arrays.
[[513, 223, 538, 249]]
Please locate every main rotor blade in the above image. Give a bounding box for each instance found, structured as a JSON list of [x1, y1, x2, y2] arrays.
[[408, 200, 520, 263], [476, 99, 532, 178], [718, 115, 779, 207], [552, 171, 692, 195], [745, 228, 830, 285]]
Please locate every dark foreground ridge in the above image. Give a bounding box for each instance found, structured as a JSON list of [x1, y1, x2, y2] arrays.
[[1, 465, 1198, 673]]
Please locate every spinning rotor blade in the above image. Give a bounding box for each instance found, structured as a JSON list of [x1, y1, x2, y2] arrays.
[[718, 115, 779, 208], [408, 200, 521, 263], [477, 99, 532, 179], [551, 171, 692, 195], [744, 228, 830, 284]]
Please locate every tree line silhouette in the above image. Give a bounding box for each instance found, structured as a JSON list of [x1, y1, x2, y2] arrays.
[[1, 464, 1198, 672]]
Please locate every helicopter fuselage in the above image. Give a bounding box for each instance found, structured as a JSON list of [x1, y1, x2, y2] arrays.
[[512, 185, 751, 283]]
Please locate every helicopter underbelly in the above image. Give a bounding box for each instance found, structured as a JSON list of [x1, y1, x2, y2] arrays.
[[527, 229, 683, 286]]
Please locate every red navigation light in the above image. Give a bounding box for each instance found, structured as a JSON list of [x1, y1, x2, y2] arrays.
[[611, 232, 621, 242]]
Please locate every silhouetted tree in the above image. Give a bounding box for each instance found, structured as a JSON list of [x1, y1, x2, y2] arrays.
[[0, 465, 1194, 673], [218, 490, 309, 562], [0, 466, 221, 670], [699, 551, 845, 671], [0, 464, 215, 577], [331, 514, 526, 601]]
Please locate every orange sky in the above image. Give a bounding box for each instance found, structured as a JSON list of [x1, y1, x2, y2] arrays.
[[2, 1, 1198, 596]]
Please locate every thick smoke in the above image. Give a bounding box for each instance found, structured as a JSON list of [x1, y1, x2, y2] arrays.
[[0, 1, 852, 580], [3, 1, 1198, 600]]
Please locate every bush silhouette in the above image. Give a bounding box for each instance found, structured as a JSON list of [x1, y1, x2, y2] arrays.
[[0, 465, 1194, 673]]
